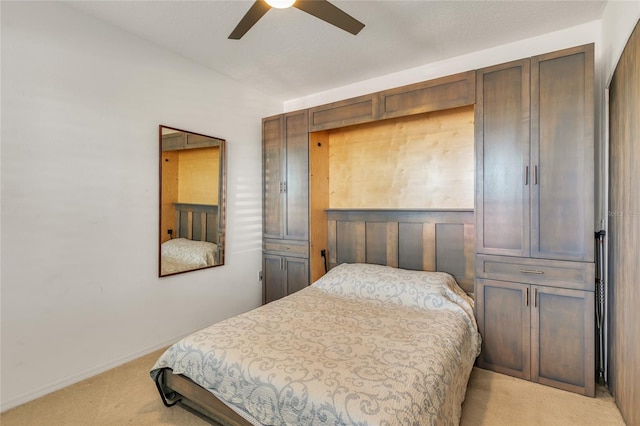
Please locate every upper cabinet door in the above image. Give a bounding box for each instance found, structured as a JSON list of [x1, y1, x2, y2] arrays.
[[263, 115, 285, 239], [476, 59, 531, 257], [283, 110, 309, 240], [531, 45, 594, 262], [263, 111, 309, 241]]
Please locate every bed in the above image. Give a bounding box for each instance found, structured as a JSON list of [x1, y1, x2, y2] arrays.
[[160, 238, 218, 275], [160, 202, 222, 276], [151, 263, 481, 425]]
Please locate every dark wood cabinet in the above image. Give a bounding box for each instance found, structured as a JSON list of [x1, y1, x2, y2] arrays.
[[263, 254, 309, 304], [308, 94, 377, 131], [377, 71, 476, 120], [476, 279, 531, 380], [477, 276, 595, 396], [475, 44, 596, 397], [262, 110, 310, 303], [531, 45, 594, 262], [263, 111, 309, 241], [475, 59, 531, 257], [476, 45, 594, 261]]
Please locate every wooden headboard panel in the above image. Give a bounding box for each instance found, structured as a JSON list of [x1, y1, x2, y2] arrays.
[[327, 209, 474, 293], [174, 203, 219, 244]]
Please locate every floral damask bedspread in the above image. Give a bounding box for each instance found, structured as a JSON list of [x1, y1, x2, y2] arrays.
[[151, 263, 481, 425]]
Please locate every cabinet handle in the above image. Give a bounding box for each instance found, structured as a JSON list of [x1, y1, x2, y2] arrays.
[[519, 269, 544, 274], [533, 165, 538, 185], [524, 166, 529, 185], [534, 288, 538, 308], [526, 288, 529, 307]]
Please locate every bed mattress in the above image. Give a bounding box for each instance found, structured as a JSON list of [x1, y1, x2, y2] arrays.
[[151, 263, 481, 425]]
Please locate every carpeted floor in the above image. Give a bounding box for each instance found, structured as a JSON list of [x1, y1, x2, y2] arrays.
[[0, 348, 626, 426]]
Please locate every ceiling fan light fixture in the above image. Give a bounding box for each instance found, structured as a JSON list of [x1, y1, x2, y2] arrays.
[[265, 0, 295, 9]]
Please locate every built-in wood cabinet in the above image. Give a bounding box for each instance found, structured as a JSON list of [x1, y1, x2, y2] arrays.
[[308, 94, 377, 131], [476, 45, 594, 262], [530, 45, 594, 262], [377, 70, 476, 120], [476, 259, 595, 396], [261, 45, 596, 397], [307, 71, 476, 132], [262, 110, 310, 303], [475, 58, 531, 257], [474, 44, 596, 396], [263, 254, 309, 304]]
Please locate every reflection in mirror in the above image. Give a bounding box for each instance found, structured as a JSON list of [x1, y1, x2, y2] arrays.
[[159, 126, 226, 277]]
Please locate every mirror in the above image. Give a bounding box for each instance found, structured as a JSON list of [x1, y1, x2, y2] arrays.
[[159, 125, 226, 277]]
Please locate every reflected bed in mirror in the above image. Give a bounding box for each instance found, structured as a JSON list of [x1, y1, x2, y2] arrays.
[[159, 126, 226, 277]]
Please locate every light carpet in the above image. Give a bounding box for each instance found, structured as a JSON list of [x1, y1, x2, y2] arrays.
[[0, 348, 626, 425]]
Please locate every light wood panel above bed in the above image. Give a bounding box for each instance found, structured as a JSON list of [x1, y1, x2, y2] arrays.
[[327, 105, 474, 209]]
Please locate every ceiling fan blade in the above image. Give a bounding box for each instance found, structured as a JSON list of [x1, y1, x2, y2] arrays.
[[229, 0, 271, 40], [294, 0, 364, 35]]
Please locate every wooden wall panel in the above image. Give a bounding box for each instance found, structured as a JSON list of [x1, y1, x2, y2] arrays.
[[327, 210, 474, 293], [327, 105, 474, 209], [309, 131, 330, 282], [161, 150, 179, 243], [608, 19, 640, 426], [435, 223, 466, 278], [178, 147, 220, 204]]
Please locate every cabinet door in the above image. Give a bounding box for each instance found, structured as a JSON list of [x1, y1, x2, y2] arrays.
[[308, 94, 377, 131], [263, 115, 284, 239], [531, 285, 595, 396], [284, 256, 309, 295], [263, 254, 309, 304], [475, 59, 531, 257], [263, 254, 286, 304], [476, 278, 531, 380], [531, 44, 594, 262], [283, 110, 309, 240]]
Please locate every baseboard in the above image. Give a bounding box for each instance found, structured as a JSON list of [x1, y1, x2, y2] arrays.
[[0, 325, 210, 412]]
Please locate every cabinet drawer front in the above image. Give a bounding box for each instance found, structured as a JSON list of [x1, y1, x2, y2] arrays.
[[476, 255, 594, 290], [263, 240, 309, 257]]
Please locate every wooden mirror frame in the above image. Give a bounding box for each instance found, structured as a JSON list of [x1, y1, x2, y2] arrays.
[[159, 125, 226, 277]]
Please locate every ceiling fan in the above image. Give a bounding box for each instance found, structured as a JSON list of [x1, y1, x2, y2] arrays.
[[229, 0, 365, 40]]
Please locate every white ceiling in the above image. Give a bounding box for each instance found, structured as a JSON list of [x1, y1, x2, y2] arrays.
[[66, 0, 607, 101]]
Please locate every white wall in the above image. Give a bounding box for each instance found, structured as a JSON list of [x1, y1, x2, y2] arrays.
[[0, 1, 282, 411], [284, 21, 601, 111], [601, 0, 640, 84]]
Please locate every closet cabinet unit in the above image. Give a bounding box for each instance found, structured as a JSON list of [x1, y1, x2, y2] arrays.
[[262, 110, 310, 304], [474, 44, 595, 396], [476, 44, 594, 262]]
